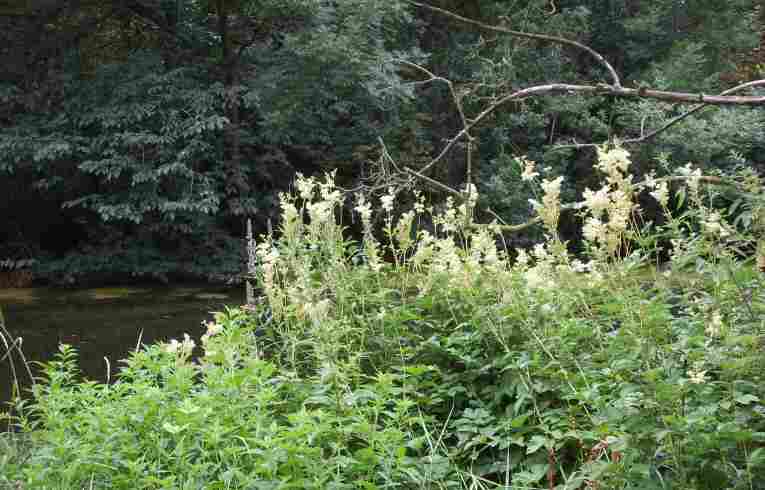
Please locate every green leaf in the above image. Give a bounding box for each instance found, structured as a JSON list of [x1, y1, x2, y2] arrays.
[[526, 435, 548, 455], [734, 393, 759, 405]]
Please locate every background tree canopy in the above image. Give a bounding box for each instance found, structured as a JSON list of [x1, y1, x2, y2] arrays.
[[0, 0, 763, 284]]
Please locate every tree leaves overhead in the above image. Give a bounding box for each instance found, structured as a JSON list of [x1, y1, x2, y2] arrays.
[[0, 0, 419, 227]]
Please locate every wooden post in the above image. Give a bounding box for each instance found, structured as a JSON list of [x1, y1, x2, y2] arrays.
[[245, 218, 255, 305]]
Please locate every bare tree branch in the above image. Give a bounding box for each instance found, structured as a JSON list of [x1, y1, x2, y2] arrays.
[[555, 79, 765, 150], [403, 80, 765, 183], [370, 3, 765, 236], [405, 0, 622, 87]]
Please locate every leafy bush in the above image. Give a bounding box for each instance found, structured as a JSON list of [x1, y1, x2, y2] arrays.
[[3, 148, 765, 488]]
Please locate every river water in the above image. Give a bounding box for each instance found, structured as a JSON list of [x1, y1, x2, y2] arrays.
[[0, 285, 243, 405]]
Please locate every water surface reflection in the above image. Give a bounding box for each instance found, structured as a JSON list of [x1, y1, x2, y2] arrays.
[[1, 285, 242, 404]]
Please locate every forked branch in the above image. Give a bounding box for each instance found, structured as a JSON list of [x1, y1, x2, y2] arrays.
[[389, 1, 765, 214]]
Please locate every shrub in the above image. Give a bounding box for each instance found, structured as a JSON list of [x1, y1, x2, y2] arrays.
[[3, 148, 765, 489]]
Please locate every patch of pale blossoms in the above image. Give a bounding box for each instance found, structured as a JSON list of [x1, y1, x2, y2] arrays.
[[380, 187, 396, 213], [582, 187, 611, 216], [514, 249, 530, 268], [529, 176, 564, 235], [582, 216, 607, 244], [688, 369, 708, 385], [395, 210, 416, 250], [705, 311, 723, 337], [280, 197, 301, 242], [355, 194, 383, 271], [581, 146, 639, 255], [305, 299, 331, 327], [431, 237, 462, 275], [354, 195, 373, 225], [434, 197, 460, 234], [519, 156, 539, 181], [523, 265, 555, 289], [608, 190, 632, 234], [650, 181, 670, 207], [201, 321, 224, 344], [596, 145, 631, 185], [164, 333, 195, 357], [469, 228, 500, 268], [678, 163, 702, 202], [295, 173, 316, 200]]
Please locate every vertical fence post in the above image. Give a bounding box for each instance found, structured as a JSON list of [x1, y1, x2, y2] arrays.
[[245, 218, 256, 305]]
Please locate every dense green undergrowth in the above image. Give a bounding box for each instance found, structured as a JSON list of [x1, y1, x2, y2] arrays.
[[2, 148, 765, 489]]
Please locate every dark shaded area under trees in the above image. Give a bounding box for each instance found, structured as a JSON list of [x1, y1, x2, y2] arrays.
[[1, 0, 763, 286]]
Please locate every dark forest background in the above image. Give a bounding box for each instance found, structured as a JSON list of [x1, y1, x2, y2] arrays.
[[2, 0, 764, 286]]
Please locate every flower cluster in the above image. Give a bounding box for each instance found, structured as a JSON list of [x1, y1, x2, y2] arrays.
[[529, 176, 564, 237], [519, 156, 539, 182], [201, 321, 224, 344], [580, 145, 638, 258], [163, 333, 196, 358], [678, 163, 703, 203]]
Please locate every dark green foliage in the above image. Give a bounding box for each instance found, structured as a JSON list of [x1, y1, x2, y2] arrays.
[[0, 0, 420, 282]]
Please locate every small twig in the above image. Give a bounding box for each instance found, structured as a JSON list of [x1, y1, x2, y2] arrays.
[[403, 167, 463, 198]]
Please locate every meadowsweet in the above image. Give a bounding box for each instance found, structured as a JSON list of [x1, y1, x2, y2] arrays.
[[201, 321, 224, 344], [649, 181, 670, 207], [706, 311, 723, 337], [413, 191, 426, 214], [280, 197, 301, 241], [305, 299, 331, 327], [164, 333, 195, 357], [570, 259, 592, 273], [295, 173, 316, 200], [519, 156, 539, 181], [582, 216, 607, 243], [608, 189, 632, 234], [532, 243, 549, 261], [678, 163, 702, 202], [307, 199, 334, 225], [580, 145, 638, 257], [256, 241, 281, 304], [411, 230, 435, 269], [394, 210, 415, 250], [432, 237, 462, 275], [596, 145, 631, 182], [354, 195, 373, 224], [688, 369, 707, 385], [514, 249, 530, 268], [469, 228, 499, 267], [433, 197, 460, 233], [380, 187, 396, 212], [524, 265, 553, 289], [530, 176, 564, 235], [582, 187, 611, 216], [163, 339, 180, 354], [318, 172, 341, 202]]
